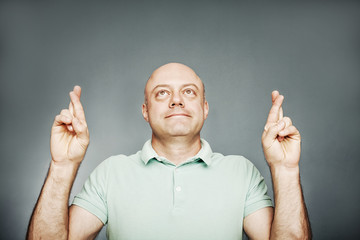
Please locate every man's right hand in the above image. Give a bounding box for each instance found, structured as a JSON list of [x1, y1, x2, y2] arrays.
[[51, 86, 89, 164], [27, 86, 93, 240]]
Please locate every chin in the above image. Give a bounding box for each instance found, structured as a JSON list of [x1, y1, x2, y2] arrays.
[[167, 130, 191, 137], [166, 126, 193, 136]]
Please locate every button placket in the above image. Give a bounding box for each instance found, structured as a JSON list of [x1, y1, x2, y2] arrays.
[[173, 167, 184, 209]]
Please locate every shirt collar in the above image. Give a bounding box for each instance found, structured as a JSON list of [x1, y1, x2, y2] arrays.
[[140, 138, 213, 166]]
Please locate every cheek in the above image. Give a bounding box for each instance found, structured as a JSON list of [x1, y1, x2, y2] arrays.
[[195, 101, 205, 111], [147, 106, 162, 120]]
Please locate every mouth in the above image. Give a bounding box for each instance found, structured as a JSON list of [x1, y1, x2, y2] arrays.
[[165, 113, 191, 118]]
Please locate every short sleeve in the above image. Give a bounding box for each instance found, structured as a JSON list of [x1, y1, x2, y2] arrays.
[[72, 159, 110, 224], [244, 163, 273, 217]]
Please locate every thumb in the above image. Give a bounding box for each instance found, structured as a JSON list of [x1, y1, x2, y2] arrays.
[[72, 118, 88, 141], [265, 120, 285, 140]]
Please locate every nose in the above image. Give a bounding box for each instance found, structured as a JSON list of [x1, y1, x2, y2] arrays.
[[169, 92, 184, 108]]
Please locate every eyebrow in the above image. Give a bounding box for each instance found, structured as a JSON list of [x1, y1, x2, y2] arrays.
[[151, 83, 200, 93]]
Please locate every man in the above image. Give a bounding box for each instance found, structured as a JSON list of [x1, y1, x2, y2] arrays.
[[27, 63, 311, 239]]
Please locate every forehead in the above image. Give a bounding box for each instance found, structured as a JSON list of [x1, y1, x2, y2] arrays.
[[145, 64, 203, 92]]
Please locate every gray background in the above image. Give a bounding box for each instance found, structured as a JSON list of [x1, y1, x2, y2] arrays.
[[1, 0, 359, 239]]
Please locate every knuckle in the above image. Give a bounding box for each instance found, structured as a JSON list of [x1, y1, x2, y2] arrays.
[[283, 117, 292, 126], [60, 109, 68, 114], [76, 122, 88, 133], [294, 126, 300, 133], [79, 124, 86, 132], [265, 123, 275, 130], [268, 124, 278, 132], [283, 116, 291, 122], [60, 109, 72, 117]]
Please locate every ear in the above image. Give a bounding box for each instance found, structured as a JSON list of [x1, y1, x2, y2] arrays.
[[142, 103, 149, 122], [203, 100, 209, 120]]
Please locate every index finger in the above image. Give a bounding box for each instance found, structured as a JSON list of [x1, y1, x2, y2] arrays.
[[271, 90, 283, 120], [272, 90, 279, 103], [69, 88, 86, 121], [266, 93, 284, 124], [279, 105, 283, 120], [68, 86, 81, 115]]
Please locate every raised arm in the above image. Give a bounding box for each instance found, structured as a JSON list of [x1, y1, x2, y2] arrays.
[[27, 86, 102, 240], [244, 91, 311, 239], [262, 90, 311, 239]]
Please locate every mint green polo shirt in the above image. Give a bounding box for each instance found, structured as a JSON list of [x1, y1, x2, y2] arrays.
[[72, 139, 273, 240]]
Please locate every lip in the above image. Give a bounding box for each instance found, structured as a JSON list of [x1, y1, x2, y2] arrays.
[[165, 113, 191, 118]]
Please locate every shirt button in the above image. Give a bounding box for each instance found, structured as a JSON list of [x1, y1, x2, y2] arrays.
[[175, 186, 182, 192]]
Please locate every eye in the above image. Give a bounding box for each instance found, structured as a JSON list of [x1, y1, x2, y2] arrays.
[[184, 89, 195, 95], [156, 90, 170, 97]]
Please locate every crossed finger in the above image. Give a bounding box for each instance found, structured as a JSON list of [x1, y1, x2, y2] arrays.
[[278, 116, 292, 136], [61, 109, 75, 131], [53, 110, 72, 127], [66, 86, 86, 132], [265, 91, 284, 131], [69, 86, 81, 115], [279, 125, 299, 138], [271, 90, 283, 120], [69, 86, 86, 122]]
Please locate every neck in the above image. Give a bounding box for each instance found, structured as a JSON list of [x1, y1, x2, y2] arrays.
[[151, 134, 202, 166]]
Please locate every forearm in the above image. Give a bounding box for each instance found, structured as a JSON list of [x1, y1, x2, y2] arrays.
[[269, 166, 311, 240], [27, 161, 80, 240]]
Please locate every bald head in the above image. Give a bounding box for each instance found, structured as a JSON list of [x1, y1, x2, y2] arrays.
[[144, 63, 205, 104], [141, 62, 209, 141], [149, 63, 199, 80]]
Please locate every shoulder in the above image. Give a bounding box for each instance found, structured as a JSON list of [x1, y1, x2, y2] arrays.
[[92, 151, 144, 173], [213, 152, 266, 180], [210, 152, 261, 179], [211, 152, 256, 169]]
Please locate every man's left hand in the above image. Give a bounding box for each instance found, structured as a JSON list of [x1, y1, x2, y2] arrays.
[[262, 90, 301, 169]]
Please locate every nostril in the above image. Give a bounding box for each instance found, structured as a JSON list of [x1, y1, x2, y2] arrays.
[[170, 101, 184, 108]]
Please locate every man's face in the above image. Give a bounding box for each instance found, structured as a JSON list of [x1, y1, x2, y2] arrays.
[[142, 63, 209, 139]]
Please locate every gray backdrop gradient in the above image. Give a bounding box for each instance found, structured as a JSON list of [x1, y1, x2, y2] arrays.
[[1, 1, 359, 239]]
